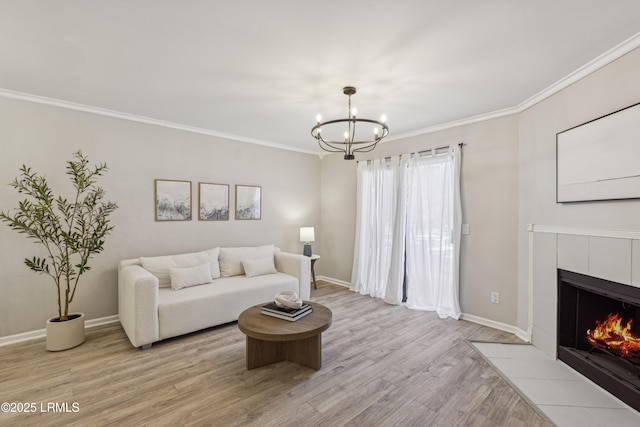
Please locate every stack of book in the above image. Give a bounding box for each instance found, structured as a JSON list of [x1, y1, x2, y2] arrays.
[[261, 302, 312, 321]]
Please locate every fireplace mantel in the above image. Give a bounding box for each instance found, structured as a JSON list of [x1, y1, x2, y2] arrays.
[[528, 224, 640, 240]]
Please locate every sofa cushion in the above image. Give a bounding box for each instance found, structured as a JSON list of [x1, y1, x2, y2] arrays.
[[219, 244, 274, 277], [170, 262, 212, 290], [242, 256, 277, 278], [157, 272, 298, 340], [140, 247, 220, 288]]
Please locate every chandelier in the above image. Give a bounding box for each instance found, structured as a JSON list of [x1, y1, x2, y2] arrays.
[[311, 86, 389, 160]]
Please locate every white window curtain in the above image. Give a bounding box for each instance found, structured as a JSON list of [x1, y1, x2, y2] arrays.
[[351, 156, 407, 303], [405, 146, 461, 319], [351, 145, 462, 320]]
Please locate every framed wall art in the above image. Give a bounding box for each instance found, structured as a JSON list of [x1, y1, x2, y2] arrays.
[[235, 185, 261, 220], [155, 179, 192, 221], [557, 102, 640, 203], [198, 182, 229, 221]]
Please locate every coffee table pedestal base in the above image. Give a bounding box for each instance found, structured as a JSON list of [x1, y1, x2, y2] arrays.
[[245, 334, 321, 370]]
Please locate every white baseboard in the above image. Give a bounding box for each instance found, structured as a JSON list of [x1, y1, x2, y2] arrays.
[[461, 313, 531, 342], [514, 327, 532, 343], [0, 315, 120, 347], [86, 315, 120, 328], [316, 275, 351, 288]]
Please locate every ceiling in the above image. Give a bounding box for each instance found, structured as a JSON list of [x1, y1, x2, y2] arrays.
[[1, 1, 640, 155]]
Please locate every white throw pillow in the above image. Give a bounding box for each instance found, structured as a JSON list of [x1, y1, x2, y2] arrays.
[[169, 262, 212, 290], [242, 256, 277, 278], [219, 244, 274, 277], [140, 247, 220, 287]]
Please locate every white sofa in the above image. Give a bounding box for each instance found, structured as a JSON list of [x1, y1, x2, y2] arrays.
[[118, 244, 311, 348]]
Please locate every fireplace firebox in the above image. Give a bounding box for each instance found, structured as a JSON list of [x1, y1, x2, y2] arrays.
[[557, 269, 640, 411]]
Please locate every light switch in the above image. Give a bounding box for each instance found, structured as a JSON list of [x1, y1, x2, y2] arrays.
[[462, 224, 470, 235]]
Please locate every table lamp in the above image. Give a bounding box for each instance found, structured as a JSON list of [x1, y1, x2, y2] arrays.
[[299, 227, 315, 257]]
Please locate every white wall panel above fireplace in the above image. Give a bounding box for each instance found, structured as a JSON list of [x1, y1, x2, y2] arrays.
[[588, 236, 631, 285], [557, 234, 588, 274], [556, 233, 633, 286], [633, 240, 640, 288]]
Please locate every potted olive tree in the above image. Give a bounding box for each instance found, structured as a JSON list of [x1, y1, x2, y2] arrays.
[[0, 151, 118, 351]]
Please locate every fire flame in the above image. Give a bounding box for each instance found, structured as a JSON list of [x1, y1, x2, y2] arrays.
[[586, 313, 640, 364]]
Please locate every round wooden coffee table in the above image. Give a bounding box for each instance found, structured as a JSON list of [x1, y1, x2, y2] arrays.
[[238, 301, 332, 370]]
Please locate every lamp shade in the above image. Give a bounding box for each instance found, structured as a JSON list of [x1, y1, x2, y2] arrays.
[[299, 227, 315, 242]]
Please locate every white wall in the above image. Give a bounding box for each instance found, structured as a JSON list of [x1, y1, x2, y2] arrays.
[[517, 46, 640, 332], [319, 154, 357, 284], [0, 96, 321, 337], [320, 115, 520, 326]]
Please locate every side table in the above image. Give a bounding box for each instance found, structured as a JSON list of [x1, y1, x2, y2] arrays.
[[310, 254, 320, 290]]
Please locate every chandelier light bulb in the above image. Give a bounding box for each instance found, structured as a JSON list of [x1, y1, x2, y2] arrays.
[[317, 127, 321, 134], [374, 127, 379, 136], [381, 114, 387, 123], [344, 131, 349, 140], [316, 114, 322, 123], [351, 107, 357, 117]]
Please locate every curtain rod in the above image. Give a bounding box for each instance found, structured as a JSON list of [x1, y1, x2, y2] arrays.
[[357, 142, 464, 163]]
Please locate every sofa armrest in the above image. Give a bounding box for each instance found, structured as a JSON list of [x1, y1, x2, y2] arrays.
[[274, 251, 311, 300], [118, 264, 160, 348]]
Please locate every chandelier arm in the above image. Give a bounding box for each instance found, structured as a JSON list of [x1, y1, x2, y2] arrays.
[[312, 117, 388, 130], [347, 95, 353, 141], [353, 143, 380, 154], [317, 138, 385, 146], [311, 119, 388, 145], [346, 94, 354, 160], [345, 140, 382, 145], [319, 145, 348, 153], [317, 138, 351, 153], [311, 117, 357, 131], [350, 118, 357, 147], [352, 133, 384, 153], [327, 142, 350, 152], [352, 118, 390, 133], [317, 134, 348, 149]]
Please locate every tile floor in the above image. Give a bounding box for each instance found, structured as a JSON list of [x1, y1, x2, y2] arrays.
[[472, 342, 640, 427]]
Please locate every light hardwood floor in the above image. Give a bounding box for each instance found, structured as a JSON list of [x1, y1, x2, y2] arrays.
[[0, 282, 554, 426]]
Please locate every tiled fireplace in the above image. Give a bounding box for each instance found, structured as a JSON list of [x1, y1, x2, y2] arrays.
[[530, 226, 640, 411], [557, 269, 640, 411]]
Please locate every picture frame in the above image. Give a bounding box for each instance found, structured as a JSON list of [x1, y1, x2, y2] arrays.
[[154, 179, 192, 221], [235, 185, 261, 220], [198, 182, 229, 221], [557, 102, 640, 203]]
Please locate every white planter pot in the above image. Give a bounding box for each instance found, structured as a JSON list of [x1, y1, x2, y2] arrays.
[[46, 313, 85, 351]]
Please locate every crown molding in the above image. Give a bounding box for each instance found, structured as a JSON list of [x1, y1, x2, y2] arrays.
[[381, 31, 640, 144], [384, 106, 518, 143], [517, 31, 640, 112], [1, 31, 638, 158], [0, 88, 320, 157]]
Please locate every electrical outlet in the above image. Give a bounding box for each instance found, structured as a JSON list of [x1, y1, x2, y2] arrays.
[[462, 223, 470, 235], [491, 292, 500, 304]]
